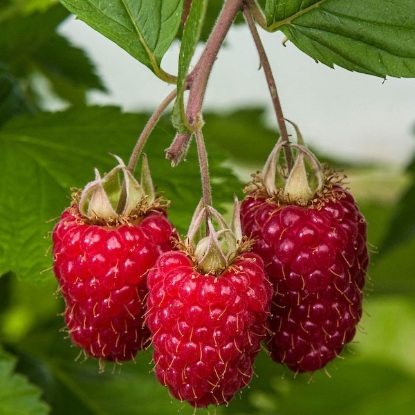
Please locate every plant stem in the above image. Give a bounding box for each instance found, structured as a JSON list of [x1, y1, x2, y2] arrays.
[[185, 0, 243, 128], [127, 88, 177, 172], [116, 88, 177, 214], [242, 3, 293, 171], [165, 0, 243, 163], [165, 132, 193, 166], [195, 129, 212, 236], [195, 129, 212, 208], [244, 0, 267, 28]]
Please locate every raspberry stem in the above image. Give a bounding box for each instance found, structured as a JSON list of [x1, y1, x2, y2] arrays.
[[195, 129, 212, 233], [116, 88, 177, 214], [242, 3, 293, 171], [184, 0, 243, 129]]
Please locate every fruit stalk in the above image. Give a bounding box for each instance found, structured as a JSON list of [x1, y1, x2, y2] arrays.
[[242, 3, 293, 170], [195, 129, 212, 211], [116, 88, 177, 214]]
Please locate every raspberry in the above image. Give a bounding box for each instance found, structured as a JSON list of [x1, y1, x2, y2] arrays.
[[146, 201, 272, 407], [52, 155, 176, 364], [146, 250, 272, 407], [53, 207, 175, 363], [241, 186, 369, 373]]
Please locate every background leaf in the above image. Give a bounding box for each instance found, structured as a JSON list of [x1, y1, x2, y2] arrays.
[[0, 3, 104, 111], [33, 33, 106, 105], [0, 4, 68, 63], [264, 0, 415, 78], [0, 65, 34, 126], [378, 155, 415, 256], [0, 106, 243, 282], [0, 348, 49, 415], [59, 0, 183, 80]]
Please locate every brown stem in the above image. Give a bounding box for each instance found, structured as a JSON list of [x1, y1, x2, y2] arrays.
[[244, 0, 267, 28], [195, 129, 212, 208], [185, 0, 243, 128], [127, 88, 177, 171], [195, 129, 212, 236], [116, 88, 177, 214], [242, 3, 293, 171], [165, 132, 193, 166]]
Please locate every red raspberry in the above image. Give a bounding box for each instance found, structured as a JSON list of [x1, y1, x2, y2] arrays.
[[146, 250, 272, 407], [52, 206, 175, 363], [241, 186, 369, 373]]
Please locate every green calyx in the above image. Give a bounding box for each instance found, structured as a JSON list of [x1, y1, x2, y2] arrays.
[[186, 197, 245, 276], [78, 154, 156, 224], [260, 120, 325, 204]]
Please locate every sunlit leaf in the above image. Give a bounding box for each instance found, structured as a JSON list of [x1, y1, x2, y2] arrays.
[[59, 0, 183, 81], [264, 0, 415, 78]]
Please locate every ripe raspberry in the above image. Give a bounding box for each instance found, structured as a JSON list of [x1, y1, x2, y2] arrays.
[[147, 251, 271, 407], [146, 203, 272, 407], [240, 137, 369, 373], [52, 156, 176, 364], [241, 187, 368, 373]]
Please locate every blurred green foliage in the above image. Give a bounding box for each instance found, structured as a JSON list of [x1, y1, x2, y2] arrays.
[[1, 1, 415, 414]]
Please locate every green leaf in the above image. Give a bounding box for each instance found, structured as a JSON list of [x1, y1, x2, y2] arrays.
[[0, 348, 49, 415], [226, 350, 415, 415], [0, 65, 34, 126], [378, 154, 415, 255], [34, 33, 106, 91], [264, 0, 415, 78], [0, 4, 69, 63], [172, 0, 208, 133], [0, 106, 243, 282], [9, 313, 227, 415], [204, 108, 279, 167], [59, 0, 183, 81], [32, 33, 106, 106]]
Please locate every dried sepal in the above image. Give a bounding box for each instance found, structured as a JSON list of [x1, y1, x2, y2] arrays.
[[78, 154, 158, 225], [186, 198, 247, 275]]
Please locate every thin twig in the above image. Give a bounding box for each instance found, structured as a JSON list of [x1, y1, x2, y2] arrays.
[[195, 129, 212, 208], [116, 88, 177, 214], [242, 2, 293, 170], [127, 88, 178, 172]]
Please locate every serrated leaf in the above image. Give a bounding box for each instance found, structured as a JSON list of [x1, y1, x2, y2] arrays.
[[264, 0, 415, 78], [0, 4, 69, 63], [0, 106, 243, 282], [59, 0, 183, 81], [172, 0, 208, 133], [34, 33, 106, 92], [0, 349, 49, 415]]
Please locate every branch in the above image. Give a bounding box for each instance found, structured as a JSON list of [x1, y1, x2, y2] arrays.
[[242, 2, 293, 170]]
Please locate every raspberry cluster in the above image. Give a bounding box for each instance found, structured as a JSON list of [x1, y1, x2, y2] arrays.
[[52, 150, 369, 408], [52, 207, 175, 363], [241, 186, 368, 373], [146, 251, 272, 407]]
